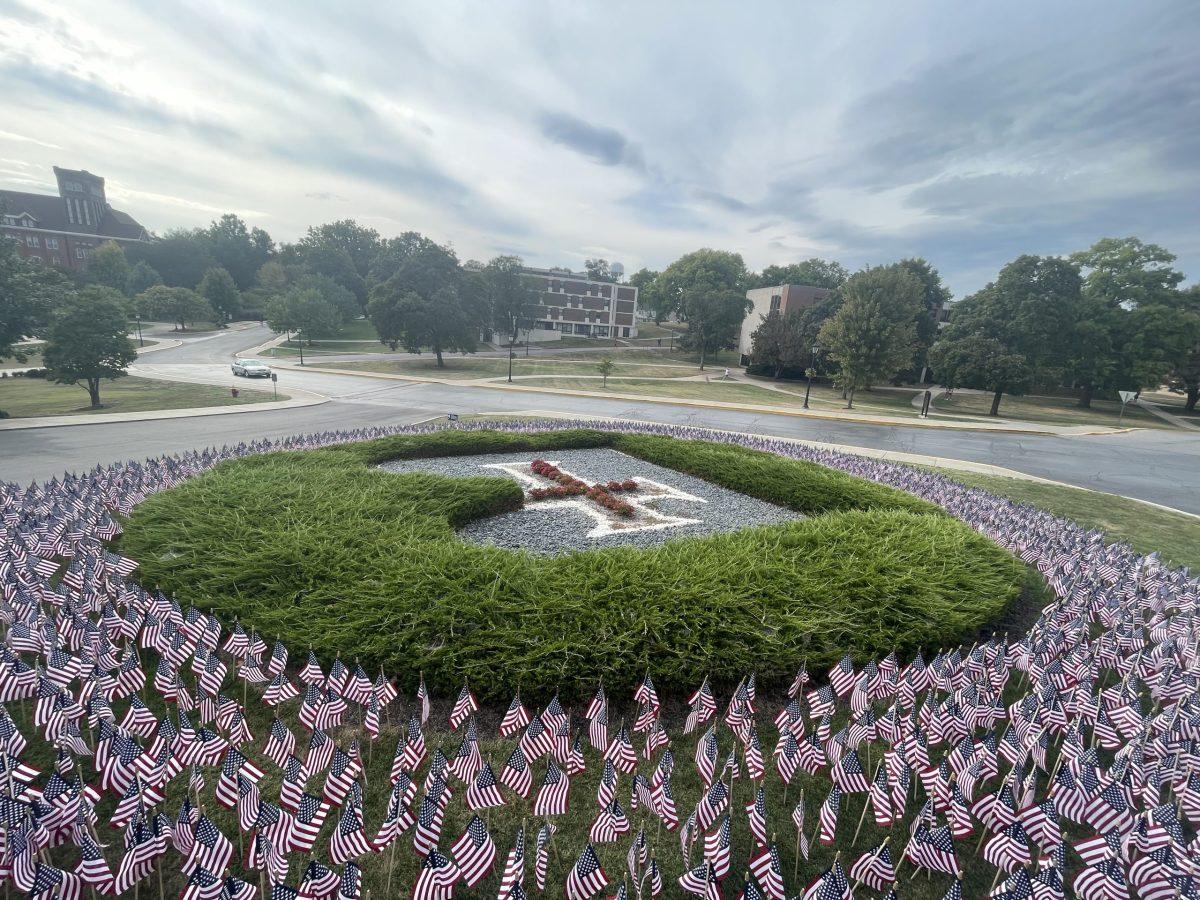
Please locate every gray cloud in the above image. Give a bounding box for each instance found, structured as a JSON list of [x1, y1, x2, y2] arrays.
[[538, 111, 645, 171]]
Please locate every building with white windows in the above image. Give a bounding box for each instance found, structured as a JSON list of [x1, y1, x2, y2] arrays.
[[488, 267, 639, 344], [0, 167, 149, 270]]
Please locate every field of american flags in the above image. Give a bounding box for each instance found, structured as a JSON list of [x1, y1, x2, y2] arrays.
[[1, 418, 1198, 899]]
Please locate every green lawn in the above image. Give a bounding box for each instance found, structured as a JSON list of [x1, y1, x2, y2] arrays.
[[0, 348, 43, 368], [1140, 389, 1200, 419], [264, 340, 391, 357], [935, 390, 1168, 428], [931, 467, 1200, 570], [0, 375, 284, 418], [334, 356, 708, 380], [631, 320, 686, 339]]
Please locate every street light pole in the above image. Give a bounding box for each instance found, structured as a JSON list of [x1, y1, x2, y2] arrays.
[[135, 314, 144, 347], [508, 315, 515, 383], [803, 345, 819, 409]]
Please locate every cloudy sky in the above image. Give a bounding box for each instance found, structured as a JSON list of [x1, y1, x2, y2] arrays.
[[1, 0, 1197, 296]]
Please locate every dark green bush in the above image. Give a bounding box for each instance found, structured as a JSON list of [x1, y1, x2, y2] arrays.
[[121, 430, 1025, 700]]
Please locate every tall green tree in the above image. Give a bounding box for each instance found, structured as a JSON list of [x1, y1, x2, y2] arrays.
[[366, 238, 479, 366], [135, 285, 212, 331], [125, 229, 217, 288], [626, 268, 663, 322], [927, 335, 1031, 414], [0, 237, 73, 360], [817, 265, 922, 406], [86, 241, 130, 294], [748, 309, 824, 378], [43, 287, 137, 408], [895, 258, 952, 380], [265, 287, 342, 349], [756, 258, 849, 289], [483, 255, 533, 342], [198, 266, 241, 326], [1069, 236, 1184, 308], [298, 220, 381, 279], [204, 214, 273, 289], [126, 261, 162, 298], [584, 258, 616, 282], [291, 273, 360, 323], [657, 250, 751, 368]]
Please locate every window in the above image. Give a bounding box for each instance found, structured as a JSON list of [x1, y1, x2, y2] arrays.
[[28, 256, 41, 265], [75, 246, 88, 259], [769, 294, 782, 313], [622, 327, 631, 338], [25, 235, 38, 247], [45, 237, 59, 250], [51, 256, 61, 266]]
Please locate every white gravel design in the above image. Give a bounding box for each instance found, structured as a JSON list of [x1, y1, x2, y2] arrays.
[[377, 447, 802, 554]]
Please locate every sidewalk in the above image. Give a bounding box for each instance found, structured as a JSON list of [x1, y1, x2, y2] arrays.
[[275, 360, 1133, 436]]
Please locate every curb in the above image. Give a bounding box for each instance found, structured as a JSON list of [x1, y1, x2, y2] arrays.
[[281, 362, 1132, 437]]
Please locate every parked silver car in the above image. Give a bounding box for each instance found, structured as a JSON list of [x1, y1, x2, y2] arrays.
[[231, 358, 272, 378]]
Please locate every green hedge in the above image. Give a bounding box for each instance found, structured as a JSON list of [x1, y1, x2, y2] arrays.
[[120, 430, 1026, 700]]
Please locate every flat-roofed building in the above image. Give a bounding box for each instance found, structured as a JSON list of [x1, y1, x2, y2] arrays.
[[737, 283, 834, 364], [490, 267, 639, 343]]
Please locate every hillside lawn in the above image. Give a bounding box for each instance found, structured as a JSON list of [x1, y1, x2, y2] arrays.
[[0, 375, 283, 418], [334, 356, 711, 380]]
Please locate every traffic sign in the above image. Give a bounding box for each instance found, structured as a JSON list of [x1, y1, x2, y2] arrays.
[[1118, 390, 1136, 403]]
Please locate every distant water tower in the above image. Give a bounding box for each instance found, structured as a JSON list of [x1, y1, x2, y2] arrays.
[[610, 261, 625, 281]]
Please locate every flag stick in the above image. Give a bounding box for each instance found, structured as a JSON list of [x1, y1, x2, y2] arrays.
[[386, 836, 398, 897], [793, 788, 804, 882], [851, 788, 872, 846]]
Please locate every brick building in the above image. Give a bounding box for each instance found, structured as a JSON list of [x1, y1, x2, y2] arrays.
[[492, 267, 639, 343], [737, 283, 835, 364], [0, 167, 149, 270]]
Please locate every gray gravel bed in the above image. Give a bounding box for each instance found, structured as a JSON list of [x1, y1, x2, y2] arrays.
[[377, 447, 801, 554]]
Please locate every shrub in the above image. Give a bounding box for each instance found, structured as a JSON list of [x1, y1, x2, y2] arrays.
[[120, 431, 1024, 700]]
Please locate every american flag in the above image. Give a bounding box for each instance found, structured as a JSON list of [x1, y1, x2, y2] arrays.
[[567, 844, 609, 900], [501, 693, 531, 737], [291, 792, 330, 853], [745, 784, 767, 847], [499, 824, 526, 898], [329, 801, 372, 864], [849, 841, 895, 892], [183, 815, 233, 878], [702, 814, 731, 881], [449, 815, 496, 888], [449, 683, 479, 730], [413, 778, 449, 855], [678, 861, 720, 900], [747, 843, 785, 900], [500, 743, 532, 798], [413, 850, 460, 900], [467, 760, 506, 810], [535, 821, 556, 892], [1074, 856, 1130, 900], [534, 758, 570, 816], [800, 860, 850, 900], [817, 784, 841, 845]]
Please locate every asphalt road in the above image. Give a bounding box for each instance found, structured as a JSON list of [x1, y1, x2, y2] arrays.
[[3, 325, 1197, 514]]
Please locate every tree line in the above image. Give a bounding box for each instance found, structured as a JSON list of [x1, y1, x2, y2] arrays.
[[733, 238, 1199, 414]]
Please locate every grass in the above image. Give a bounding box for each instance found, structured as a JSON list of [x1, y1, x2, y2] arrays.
[[0, 348, 44, 368], [0, 374, 284, 418], [1140, 389, 1200, 419], [934, 390, 1167, 428], [930, 467, 1200, 571], [120, 429, 1025, 701], [333, 357, 708, 380], [505, 377, 872, 410]]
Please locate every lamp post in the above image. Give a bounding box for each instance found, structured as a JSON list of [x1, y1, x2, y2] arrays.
[[135, 314, 144, 347], [803, 345, 819, 409], [508, 315, 516, 383]]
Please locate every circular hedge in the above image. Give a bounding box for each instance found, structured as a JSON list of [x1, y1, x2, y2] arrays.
[[119, 429, 1031, 700]]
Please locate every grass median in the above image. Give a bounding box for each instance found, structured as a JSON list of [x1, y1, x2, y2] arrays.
[[121, 429, 1029, 701], [0, 374, 284, 418]]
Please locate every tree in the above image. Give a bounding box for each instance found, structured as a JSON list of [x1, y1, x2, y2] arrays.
[[291, 273, 360, 323], [125, 229, 217, 289], [657, 250, 752, 368], [1070, 237, 1184, 308], [756, 258, 849, 290], [86, 241, 130, 294], [366, 237, 480, 367], [265, 288, 342, 358], [1161, 286, 1200, 411], [747, 310, 817, 378], [626, 268, 663, 323], [597, 356, 616, 388], [483, 255, 534, 342], [816, 265, 923, 406], [298, 244, 367, 311], [126, 261, 162, 298], [204, 214, 273, 289], [42, 287, 137, 408], [256, 260, 289, 296], [135, 285, 212, 331], [298, 220, 381, 279], [0, 237, 73, 361], [198, 266, 241, 326], [585, 258, 616, 282], [895, 258, 952, 380], [927, 335, 1032, 415]]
